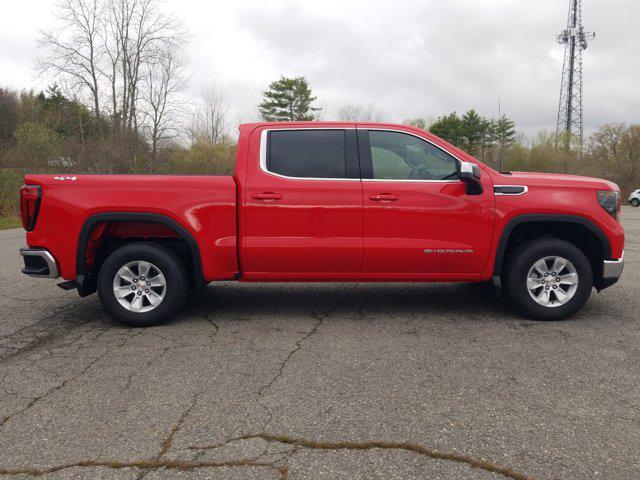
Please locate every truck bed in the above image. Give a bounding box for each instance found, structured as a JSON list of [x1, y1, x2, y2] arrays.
[[24, 174, 238, 282]]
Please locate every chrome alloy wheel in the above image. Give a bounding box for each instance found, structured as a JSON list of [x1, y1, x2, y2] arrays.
[[526, 256, 579, 308], [112, 261, 167, 313]]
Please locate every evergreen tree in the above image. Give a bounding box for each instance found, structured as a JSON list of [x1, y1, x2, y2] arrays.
[[494, 115, 517, 144], [33, 85, 102, 139], [429, 112, 463, 146], [492, 115, 517, 171], [461, 109, 490, 154], [258, 76, 321, 122]]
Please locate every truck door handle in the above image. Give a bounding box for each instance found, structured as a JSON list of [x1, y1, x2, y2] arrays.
[[369, 193, 399, 202], [252, 192, 283, 201]]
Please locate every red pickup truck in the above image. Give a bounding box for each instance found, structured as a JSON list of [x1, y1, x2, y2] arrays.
[[19, 122, 624, 326]]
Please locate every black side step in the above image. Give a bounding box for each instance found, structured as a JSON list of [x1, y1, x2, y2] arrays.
[[57, 281, 77, 291]]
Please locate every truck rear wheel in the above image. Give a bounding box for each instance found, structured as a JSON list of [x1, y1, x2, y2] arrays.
[[504, 238, 593, 321], [97, 242, 188, 327]]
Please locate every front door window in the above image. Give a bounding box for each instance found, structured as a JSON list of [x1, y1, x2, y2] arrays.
[[369, 130, 459, 181]]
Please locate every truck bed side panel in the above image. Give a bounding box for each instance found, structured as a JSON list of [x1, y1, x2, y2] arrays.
[[24, 175, 238, 282]]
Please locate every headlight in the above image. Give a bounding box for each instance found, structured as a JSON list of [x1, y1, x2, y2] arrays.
[[597, 190, 619, 218]]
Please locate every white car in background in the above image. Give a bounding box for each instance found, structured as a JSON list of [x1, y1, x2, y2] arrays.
[[629, 189, 640, 207]]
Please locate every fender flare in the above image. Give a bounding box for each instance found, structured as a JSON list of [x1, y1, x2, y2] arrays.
[[76, 212, 204, 297], [491, 214, 611, 294]]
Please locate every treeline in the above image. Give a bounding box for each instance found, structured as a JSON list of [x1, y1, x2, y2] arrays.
[[506, 126, 640, 196], [404, 110, 516, 167], [0, 0, 239, 219], [0, 85, 235, 219], [405, 111, 640, 197], [2, 80, 640, 222]]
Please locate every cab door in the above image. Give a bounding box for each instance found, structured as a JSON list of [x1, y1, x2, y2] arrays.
[[242, 127, 363, 276], [358, 128, 494, 275]]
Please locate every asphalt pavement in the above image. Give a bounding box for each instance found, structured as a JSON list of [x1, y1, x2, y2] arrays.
[[0, 207, 638, 479]]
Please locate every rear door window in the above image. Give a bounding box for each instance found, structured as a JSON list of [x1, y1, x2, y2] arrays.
[[267, 130, 347, 179]]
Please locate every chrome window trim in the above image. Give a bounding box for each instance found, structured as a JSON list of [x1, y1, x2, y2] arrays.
[[259, 128, 360, 182], [258, 126, 470, 184], [361, 178, 460, 183], [493, 185, 529, 196]]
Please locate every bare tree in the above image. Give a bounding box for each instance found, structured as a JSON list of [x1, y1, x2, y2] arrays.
[[37, 0, 105, 121], [143, 43, 187, 168], [403, 117, 430, 130], [101, 0, 123, 125], [39, 0, 187, 141], [189, 85, 229, 144], [106, 0, 185, 133], [337, 103, 384, 122]]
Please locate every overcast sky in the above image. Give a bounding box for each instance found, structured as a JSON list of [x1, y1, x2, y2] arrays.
[[1, 0, 638, 138]]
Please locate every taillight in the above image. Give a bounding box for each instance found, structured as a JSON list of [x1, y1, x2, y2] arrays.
[[596, 190, 619, 219], [20, 185, 41, 231]]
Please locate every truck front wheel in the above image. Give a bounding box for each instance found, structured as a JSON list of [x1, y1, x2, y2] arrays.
[[97, 242, 188, 327], [504, 238, 593, 321]]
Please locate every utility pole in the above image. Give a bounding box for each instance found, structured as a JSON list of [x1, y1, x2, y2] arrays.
[[498, 94, 503, 172], [555, 0, 595, 154]]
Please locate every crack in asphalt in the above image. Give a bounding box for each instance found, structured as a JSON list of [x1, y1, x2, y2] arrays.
[[191, 432, 536, 480], [118, 339, 190, 393], [122, 310, 223, 478], [129, 308, 223, 473], [0, 458, 283, 477], [202, 302, 223, 336], [129, 394, 204, 480], [157, 394, 199, 458], [0, 303, 104, 361], [0, 328, 139, 429], [0, 302, 223, 442], [256, 314, 322, 399], [602, 387, 640, 414], [256, 286, 357, 430], [0, 430, 536, 480]]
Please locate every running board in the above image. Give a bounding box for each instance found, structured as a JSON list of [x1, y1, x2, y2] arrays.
[[57, 281, 77, 291]]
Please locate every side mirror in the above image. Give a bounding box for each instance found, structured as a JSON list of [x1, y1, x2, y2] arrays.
[[459, 161, 483, 195]]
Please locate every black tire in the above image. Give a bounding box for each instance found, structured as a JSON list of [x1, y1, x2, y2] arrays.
[[503, 238, 593, 321], [97, 242, 188, 327], [631, 198, 640, 207]]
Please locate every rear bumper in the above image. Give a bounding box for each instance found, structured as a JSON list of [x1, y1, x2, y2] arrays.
[[20, 248, 60, 279], [599, 251, 624, 290]]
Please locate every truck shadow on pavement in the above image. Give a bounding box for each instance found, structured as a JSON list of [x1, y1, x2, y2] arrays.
[[185, 281, 510, 326]]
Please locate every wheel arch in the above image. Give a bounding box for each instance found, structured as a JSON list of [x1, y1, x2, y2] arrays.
[[76, 212, 204, 297], [492, 214, 611, 293]]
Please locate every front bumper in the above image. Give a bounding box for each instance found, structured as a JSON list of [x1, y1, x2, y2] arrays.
[[599, 251, 624, 290], [20, 248, 60, 279]]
